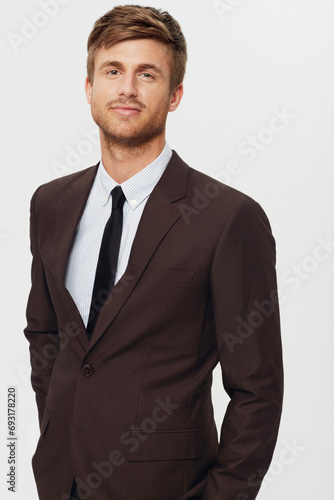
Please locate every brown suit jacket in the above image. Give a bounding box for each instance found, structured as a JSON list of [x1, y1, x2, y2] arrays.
[[25, 151, 283, 500]]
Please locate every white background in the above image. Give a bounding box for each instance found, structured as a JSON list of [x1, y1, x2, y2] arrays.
[[1, 0, 333, 498]]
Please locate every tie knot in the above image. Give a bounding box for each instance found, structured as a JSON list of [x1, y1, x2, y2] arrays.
[[111, 186, 125, 210]]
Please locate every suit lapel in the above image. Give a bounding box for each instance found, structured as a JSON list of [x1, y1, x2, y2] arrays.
[[87, 151, 189, 350], [54, 165, 98, 350]]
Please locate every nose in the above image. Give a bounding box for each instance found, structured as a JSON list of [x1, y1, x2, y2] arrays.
[[118, 73, 138, 98]]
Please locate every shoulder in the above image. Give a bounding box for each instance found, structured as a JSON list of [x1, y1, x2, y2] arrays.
[[184, 166, 275, 255], [31, 163, 99, 209], [180, 159, 267, 228]]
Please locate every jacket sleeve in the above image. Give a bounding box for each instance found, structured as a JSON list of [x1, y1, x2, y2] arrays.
[[24, 188, 59, 428], [203, 200, 283, 500]]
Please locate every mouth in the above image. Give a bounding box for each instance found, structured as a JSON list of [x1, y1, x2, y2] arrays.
[[111, 106, 142, 116]]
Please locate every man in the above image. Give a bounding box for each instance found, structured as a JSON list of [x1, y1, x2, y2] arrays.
[[25, 5, 283, 500]]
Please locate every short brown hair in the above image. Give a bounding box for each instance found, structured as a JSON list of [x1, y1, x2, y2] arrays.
[[87, 5, 187, 92]]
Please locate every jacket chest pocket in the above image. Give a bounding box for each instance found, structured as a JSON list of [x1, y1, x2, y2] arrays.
[[140, 268, 195, 286]]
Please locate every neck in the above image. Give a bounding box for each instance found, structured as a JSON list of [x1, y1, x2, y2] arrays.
[[100, 132, 166, 184]]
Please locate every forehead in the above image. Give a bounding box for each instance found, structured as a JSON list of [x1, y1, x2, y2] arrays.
[[94, 38, 172, 73]]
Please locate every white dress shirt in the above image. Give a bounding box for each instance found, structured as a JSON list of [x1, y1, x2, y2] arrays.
[[64, 143, 172, 327]]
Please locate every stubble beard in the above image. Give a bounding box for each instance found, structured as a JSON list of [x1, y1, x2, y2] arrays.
[[91, 100, 169, 155]]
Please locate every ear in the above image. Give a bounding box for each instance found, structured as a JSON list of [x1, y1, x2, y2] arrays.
[[168, 83, 184, 112], [85, 76, 93, 105]]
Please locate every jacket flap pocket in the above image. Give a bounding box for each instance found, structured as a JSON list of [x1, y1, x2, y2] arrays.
[[124, 428, 204, 462]]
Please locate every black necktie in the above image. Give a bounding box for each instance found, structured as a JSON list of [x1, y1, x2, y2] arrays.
[[87, 185, 125, 337]]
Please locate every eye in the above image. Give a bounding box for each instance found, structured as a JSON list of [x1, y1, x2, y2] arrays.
[[141, 73, 154, 79], [108, 70, 120, 76]]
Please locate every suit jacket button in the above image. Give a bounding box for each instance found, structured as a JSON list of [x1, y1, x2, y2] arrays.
[[82, 364, 93, 376]]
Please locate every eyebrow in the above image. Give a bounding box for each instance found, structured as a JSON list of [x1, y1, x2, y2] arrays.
[[99, 60, 164, 76]]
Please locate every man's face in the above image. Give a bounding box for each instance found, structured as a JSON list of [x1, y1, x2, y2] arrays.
[[85, 38, 183, 149]]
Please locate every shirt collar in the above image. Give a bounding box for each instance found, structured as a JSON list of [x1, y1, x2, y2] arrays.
[[96, 143, 172, 209]]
